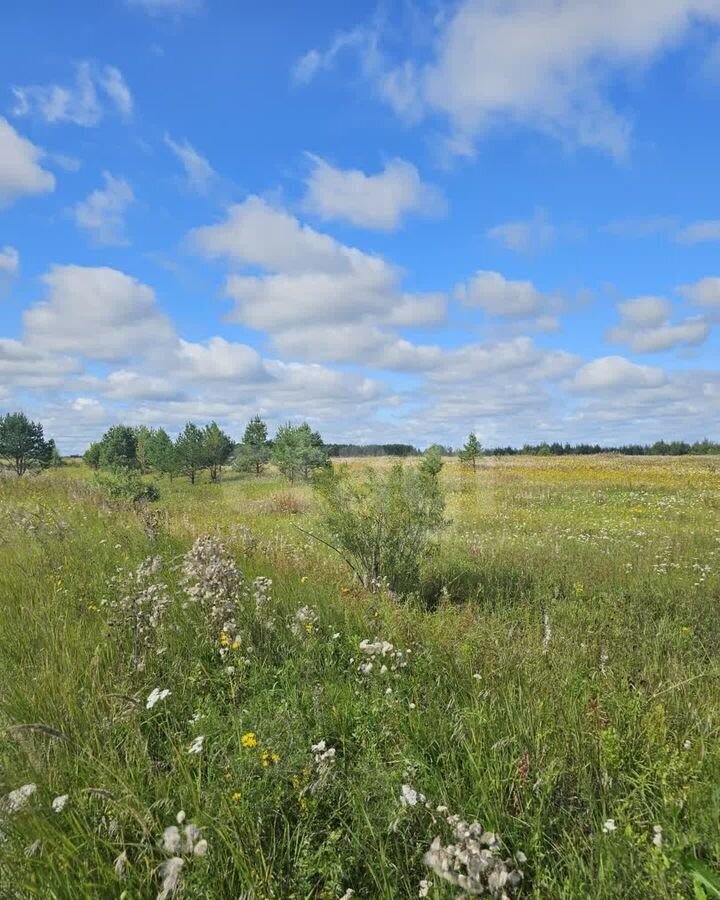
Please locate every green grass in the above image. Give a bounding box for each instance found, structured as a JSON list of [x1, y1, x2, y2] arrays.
[[1, 456, 719, 898]]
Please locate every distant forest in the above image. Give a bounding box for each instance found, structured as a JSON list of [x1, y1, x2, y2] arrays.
[[329, 439, 720, 457]]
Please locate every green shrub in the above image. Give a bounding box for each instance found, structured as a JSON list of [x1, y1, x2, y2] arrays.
[[94, 468, 160, 503], [313, 462, 446, 594]]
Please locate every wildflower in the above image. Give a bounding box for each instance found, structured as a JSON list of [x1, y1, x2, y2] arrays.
[[146, 688, 171, 710], [176, 810, 186, 824], [113, 849, 128, 878], [424, 814, 525, 898], [51, 794, 69, 813], [2, 783, 36, 814], [188, 735, 205, 755], [157, 856, 184, 900], [683, 739, 692, 750], [400, 784, 425, 807], [231, 792, 242, 802], [602, 818, 617, 834], [652, 825, 663, 848], [339, 891, 355, 900], [262, 749, 280, 767], [292, 606, 319, 636], [241, 732, 257, 749], [301, 576, 308, 583], [418, 879, 430, 897]]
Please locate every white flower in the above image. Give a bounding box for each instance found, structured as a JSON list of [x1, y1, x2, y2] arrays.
[[683, 739, 692, 750], [176, 810, 186, 825], [602, 818, 617, 833], [188, 735, 205, 755], [162, 826, 182, 854], [3, 783, 36, 813], [146, 688, 171, 709], [339, 891, 355, 900], [400, 784, 425, 807], [418, 879, 430, 897], [157, 856, 184, 900], [193, 838, 208, 857], [652, 825, 663, 848], [51, 794, 69, 813], [114, 849, 128, 878]]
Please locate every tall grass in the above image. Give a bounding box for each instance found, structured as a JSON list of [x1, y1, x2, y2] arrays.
[[1, 456, 719, 898]]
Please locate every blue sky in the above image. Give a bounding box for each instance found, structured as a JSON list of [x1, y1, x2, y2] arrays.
[[2, 0, 720, 453]]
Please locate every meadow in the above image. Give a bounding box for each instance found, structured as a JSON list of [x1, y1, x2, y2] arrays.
[[1, 454, 719, 899]]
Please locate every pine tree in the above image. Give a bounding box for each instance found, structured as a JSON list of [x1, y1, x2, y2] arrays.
[[174, 423, 208, 484], [203, 422, 234, 482], [234, 415, 271, 476], [459, 432, 482, 471], [0, 412, 52, 476]]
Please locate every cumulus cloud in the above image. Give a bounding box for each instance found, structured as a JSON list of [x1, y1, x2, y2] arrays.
[[298, 1, 720, 158], [455, 270, 553, 318], [572, 355, 665, 392], [71, 172, 135, 245], [678, 276, 720, 309], [24, 265, 176, 361], [12, 62, 132, 126], [302, 155, 444, 230], [607, 296, 710, 352], [0, 246, 19, 278], [165, 135, 216, 194], [0, 337, 81, 389], [191, 196, 446, 361], [0, 117, 55, 206]]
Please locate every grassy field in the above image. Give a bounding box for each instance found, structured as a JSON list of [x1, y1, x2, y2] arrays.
[[1, 455, 719, 899]]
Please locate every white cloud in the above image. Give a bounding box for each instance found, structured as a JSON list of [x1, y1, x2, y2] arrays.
[[24, 265, 176, 361], [291, 28, 370, 85], [104, 370, 184, 402], [174, 337, 266, 382], [487, 209, 584, 253], [607, 296, 710, 352], [191, 196, 446, 359], [572, 355, 666, 392], [0, 338, 80, 389], [71, 172, 135, 245], [165, 135, 216, 194], [0, 117, 55, 206], [12, 62, 132, 126], [678, 276, 720, 309], [675, 219, 720, 244], [303, 1, 720, 158], [0, 246, 19, 277], [302, 155, 444, 231], [455, 270, 551, 317], [127, 0, 202, 15]]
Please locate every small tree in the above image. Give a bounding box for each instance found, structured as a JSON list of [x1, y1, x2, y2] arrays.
[[0, 412, 52, 476], [459, 432, 482, 471], [419, 445, 444, 478], [135, 426, 153, 473], [233, 415, 271, 476], [46, 439, 63, 468], [146, 428, 177, 479], [83, 442, 102, 470], [175, 422, 208, 484], [203, 422, 234, 482], [314, 463, 446, 594], [272, 422, 329, 483], [99, 425, 138, 470]]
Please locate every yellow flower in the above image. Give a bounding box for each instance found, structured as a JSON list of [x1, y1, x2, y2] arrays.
[[241, 731, 257, 749], [301, 576, 308, 583], [305, 623, 314, 634], [231, 639, 241, 650], [231, 791, 242, 802], [219, 632, 230, 647], [261, 749, 280, 767]]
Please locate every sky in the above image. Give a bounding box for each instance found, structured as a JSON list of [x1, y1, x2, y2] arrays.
[[2, 0, 720, 454]]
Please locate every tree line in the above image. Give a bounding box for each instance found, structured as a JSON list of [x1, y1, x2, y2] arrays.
[[83, 417, 331, 484]]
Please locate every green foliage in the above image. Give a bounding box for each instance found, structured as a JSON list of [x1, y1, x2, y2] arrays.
[[0, 411, 52, 476], [98, 425, 138, 470], [314, 462, 446, 593], [174, 422, 208, 484], [234, 415, 271, 476], [134, 426, 153, 473], [203, 422, 234, 482], [459, 432, 482, 470], [94, 468, 160, 503], [145, 427, 177, 479], [419, 445, 444, 478], [83, 441, 102, 470], [272, 422, 329, 483]]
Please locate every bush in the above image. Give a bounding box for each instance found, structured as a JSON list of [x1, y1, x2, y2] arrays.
[[94, 469, 160, 504], [313, 462, 446, 595]]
